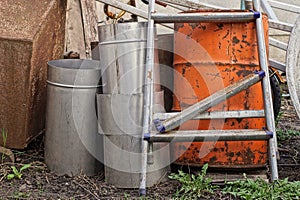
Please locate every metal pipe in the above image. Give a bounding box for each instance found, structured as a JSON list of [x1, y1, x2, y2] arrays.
[[253, 0, 279, 182], [151, 12, 260, 23], [147, 143, 154, 164], [145, 130, 273, 143], [154, 72, 265, 133], [139, 0, 155, 196], [240, 0, 245, 10]]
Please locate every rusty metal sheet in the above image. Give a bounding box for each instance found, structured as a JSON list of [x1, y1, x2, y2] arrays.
[[0, 0, 66, 149]]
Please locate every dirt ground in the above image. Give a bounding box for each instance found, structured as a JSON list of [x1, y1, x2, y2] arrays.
[[0, 83, 299, 199]]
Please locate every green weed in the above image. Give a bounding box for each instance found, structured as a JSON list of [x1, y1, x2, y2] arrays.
[[275, 111, 283, 126], [7, 164, 31, 180], [276, 129, 300, 141], [169, 163, 219, 199], [12, 192, 30, 199], [223, 176, 300, 200]]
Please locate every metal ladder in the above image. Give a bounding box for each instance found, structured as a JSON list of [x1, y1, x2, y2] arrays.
[[140, 0, 279, 195]]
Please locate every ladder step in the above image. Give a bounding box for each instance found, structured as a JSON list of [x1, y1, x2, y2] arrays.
[[154, 71, 266, 133], [144, 129, 273, 143], [151, 12, 260, 23], [269, 38, 288, 50], [154, 110, 265, 120], [269, 19, 294, 32], [269, 59, 286, 72]]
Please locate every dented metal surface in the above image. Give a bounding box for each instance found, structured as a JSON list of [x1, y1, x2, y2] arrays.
[[0, 0, 66, 149], [171, 10, 269, 168]]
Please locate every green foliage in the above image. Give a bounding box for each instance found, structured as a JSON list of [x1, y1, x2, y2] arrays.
[[169, 164, 219, 199], [223, 176, 300, 200], [275, 111, 283, 126], [12, 192, 30, 199], [276, 129, 300, 141], [7, 164, 31, 180], [170, 166, 300, 200]]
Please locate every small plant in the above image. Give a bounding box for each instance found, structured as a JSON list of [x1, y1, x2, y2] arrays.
[[12, 192, 30, 199], [277, 129, 300, 141], [223, 175, 300, 200], [7, 164, 31, 180], [1, 128, 8, 162], [275, 111, 283, 126], [124, 193, 131, 199], [169, 163, 219, 199]]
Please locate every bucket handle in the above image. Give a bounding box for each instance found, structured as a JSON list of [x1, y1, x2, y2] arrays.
[[104, 1, 132, 20]]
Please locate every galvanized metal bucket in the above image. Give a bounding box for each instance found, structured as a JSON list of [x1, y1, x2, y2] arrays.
[[45, 59, 103, 176], [96, 22, 169, 188]]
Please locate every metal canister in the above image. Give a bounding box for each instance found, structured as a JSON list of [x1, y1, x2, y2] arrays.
[[45, 59, 103, 176], [98, 22, 160, 94], [96, 22, 169, 188]]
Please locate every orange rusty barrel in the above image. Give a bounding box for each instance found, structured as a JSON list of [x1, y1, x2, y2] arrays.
[[171, 10, 269, 168]]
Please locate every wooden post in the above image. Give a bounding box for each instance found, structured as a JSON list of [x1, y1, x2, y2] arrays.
[[65, 0, 98, 59]]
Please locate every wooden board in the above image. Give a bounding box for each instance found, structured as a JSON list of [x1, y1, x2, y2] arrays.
[[65, 0, 98, 59]]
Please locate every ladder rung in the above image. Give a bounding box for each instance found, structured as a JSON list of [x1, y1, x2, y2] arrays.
[[154, 110, 265, 120], [145, 130, 273, 143], [269, 19, 294, 32], [269, 59, 286, 72], [269, 38, 288, 51], [154, 71, 265, 133], [151, 12, 260, 23]]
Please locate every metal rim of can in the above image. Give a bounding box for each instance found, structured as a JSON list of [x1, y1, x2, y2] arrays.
[[46, 80, 104, 89]]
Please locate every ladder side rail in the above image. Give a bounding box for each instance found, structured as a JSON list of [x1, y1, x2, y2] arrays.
[[139, 0, 156, 196], [253, 0, 279, 181], [260, 0, 278, 20]]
